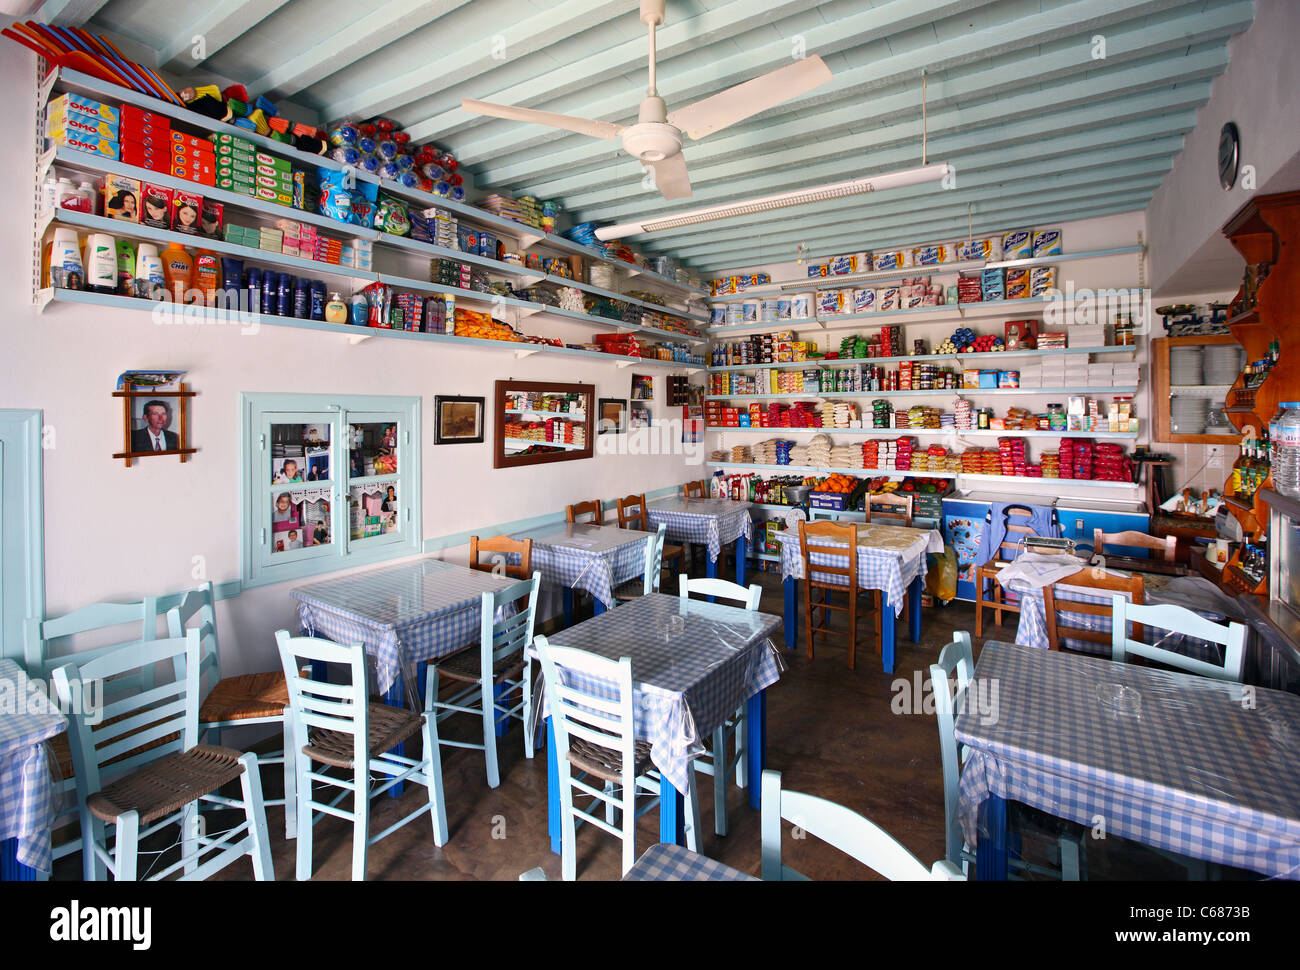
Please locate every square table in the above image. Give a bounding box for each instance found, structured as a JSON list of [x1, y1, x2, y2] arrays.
[[956, 641, 1300, 880], [645, 497, 753, 586], [539, 592, 783, 851], [622, 841, 756, 881], [510, 522, 652, 621], [1, 659, 68, 879], [774, 523, 943, 673]]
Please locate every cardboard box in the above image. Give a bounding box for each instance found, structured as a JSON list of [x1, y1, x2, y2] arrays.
[[100, 173, 141, 223], [140, 183, 172, 229], [171, 189, 203, 234], [48, 93, 120, 125]]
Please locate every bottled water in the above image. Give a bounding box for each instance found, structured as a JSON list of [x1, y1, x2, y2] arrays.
[[1270, 402, 1300, 498]]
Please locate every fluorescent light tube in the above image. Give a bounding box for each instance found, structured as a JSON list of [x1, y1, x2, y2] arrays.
[[595, 163, 951, 240]]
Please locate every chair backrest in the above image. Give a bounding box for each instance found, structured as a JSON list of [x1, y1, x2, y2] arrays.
[[930, 631, 974, 868], [1110, 596, 1246, 682], [679, 575, 762, 611], [637, 524, 666, 595], [166, 582, 220, 694], [567, 499, 602, 525], [470, 535, 534, 580], [1042, 568, 1144, 653], [534, 636, 636, 789], [1094, 529, 1177, 562], [682, 480, 708, 499], [615, 493, 648, 531], [866, 491, 913, 527], [760, 770, 962, 881], [25, 596, 161, 682], [798, 520, 859, 593], [51, 628, 201, 802], [275, 631, 369, 769], [482, 573, 541, 669], [997, 505, 1041, 561]]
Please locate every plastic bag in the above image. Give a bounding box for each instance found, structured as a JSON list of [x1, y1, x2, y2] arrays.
[[926, 543, 958, 602]]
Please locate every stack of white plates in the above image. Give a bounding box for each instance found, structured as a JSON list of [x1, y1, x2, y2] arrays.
[[1204, 345, 1244, 385], [1172, 396, 1208, 434], [1204, 401, 1234, 435], [1170, 347, 1203, 385]]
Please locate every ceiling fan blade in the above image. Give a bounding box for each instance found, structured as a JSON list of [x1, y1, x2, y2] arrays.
[[668, 55, 833, 140], [645, 152, 692, 201], [461, 99, 625, 140]]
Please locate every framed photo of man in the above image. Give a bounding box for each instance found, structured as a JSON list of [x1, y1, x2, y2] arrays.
[[113, 383, 197, 466]]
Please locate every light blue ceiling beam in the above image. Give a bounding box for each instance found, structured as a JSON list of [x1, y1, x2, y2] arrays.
[[33, 0, 111, 27], [156, 0, 293, 72], [457, 0, 1245, 174], [321, 0, 634, 122], [474, 45, 1226, 189], [414, 0, 1001, 150], [245, 0, 476, 99], [662, 177, 1165, 263]]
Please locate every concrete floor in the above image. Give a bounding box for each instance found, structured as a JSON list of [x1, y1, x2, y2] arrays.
[[55, 569, 1227, 881]]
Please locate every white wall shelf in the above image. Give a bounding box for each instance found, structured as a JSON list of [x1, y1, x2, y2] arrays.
[[707, 426, 1139, 440], [706, 386, 1138, 401], [503, 439, 584, 452], [706, 461, 1138, 489], [706, 344, 1136, 373], [504, 409, 587, 420]]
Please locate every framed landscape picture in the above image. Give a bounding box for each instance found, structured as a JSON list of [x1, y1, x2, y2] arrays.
[[434, 395, 485, 444]]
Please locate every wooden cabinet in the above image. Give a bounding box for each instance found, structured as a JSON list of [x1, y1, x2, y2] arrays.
[[1151, 333, 1241, 445]]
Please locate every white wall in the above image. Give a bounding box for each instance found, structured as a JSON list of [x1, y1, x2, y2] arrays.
[[0, 43, 697, 674], [1146, 0, 1300, 296]]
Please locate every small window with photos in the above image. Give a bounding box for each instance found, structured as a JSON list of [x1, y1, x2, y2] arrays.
[[350, 422, 398, 478]]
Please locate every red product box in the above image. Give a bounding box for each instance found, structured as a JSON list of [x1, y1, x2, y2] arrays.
[[200, 200, 222, 238], [121, 128, 172, 150], [170, 189, 203, 234], [120, 104, 171, 128], [169, 131, 215, 152], [121, 143, 172, 166], [171, 142, 215, 163], [140, 183, 172, 228]]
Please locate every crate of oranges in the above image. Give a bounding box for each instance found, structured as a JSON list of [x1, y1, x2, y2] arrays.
[[809, 472, 867, 511]]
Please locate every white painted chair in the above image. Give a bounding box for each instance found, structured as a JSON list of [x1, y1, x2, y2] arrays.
[[425, 572, 540, 788], [679, 574, 762, 838], [760, 769, 963, 881], [167, 582, 296, 840], [276, 632, 449, 881], [1110, 596, 1246, 682], [534, 635, 701, 879], [50, 628, 274, 882], [613, 524, 667, 602]]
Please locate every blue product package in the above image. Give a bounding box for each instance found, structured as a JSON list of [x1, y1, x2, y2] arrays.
[[260, 270, 276, 315], [244, 266, 262, 313], [293, 278, 310, 319], [277, 272, 293, 316], [479, 232, 497, 259], [309, 281, 326, 320]]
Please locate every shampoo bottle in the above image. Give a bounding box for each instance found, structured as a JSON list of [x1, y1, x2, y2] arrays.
[[161, 242, 193, 303], [134, 243, 164, 299], [83, 232, 117, 293]]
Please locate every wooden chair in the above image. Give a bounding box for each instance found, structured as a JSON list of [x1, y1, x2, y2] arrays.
[[469, 534, 533, 579], [1110, 596, 1246, 682], [566, 499, 603, 524], [615, 493, 685, 577], [865, 491, 913, 526], [613, 524, 667, 602], [798, 520, 878, 670], [167, 582, 295, 841], [760, 769, 963, 881], [51, 628, 274, 882], [425, 573, 541, 787], [276, 632, 448, 881], [974, 504, 1040, 638], [679, 575, 762, 839], [682, 480, 709, 499], [1092, 529, 1177, 562], [1042, 568, 1145, 655], [534, 636, 702, 879]]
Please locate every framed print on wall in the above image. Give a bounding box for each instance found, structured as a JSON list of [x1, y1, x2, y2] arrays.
[[598, 398, 627, 435], [434, 395, 485, 444]]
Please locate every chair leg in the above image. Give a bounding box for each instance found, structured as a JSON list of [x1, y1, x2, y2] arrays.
[[1060, 836, 1081, 882], [115, 810, 140, 881], [559, 771, 577, 882], [735, 711, 747, 790], [351, 762, 369, 881], [993, 585, 1004, 627], [295, 749, 313, 881], [684, 771, 703, 853], [81, 808, 105, 881], [421, 713, 449, 846], [238, 752, 274, 881], [181, 803, 200, 876], [522, 659, 535, 760], [712, 726, 728, 837], [282, 715, 297, 840], [802, 582, 814, 661], [847, 588, 857, 671], [604, 780, 619, 827], [975, 574, 985, 638], [481, 676, 500, 789], [621, 776, 638, 875]]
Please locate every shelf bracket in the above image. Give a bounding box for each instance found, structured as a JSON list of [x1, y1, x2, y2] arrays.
[[347, 333, 374, 345], [514, 348, 540, 359]]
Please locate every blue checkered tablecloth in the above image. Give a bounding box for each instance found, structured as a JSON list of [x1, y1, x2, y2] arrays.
[[646, 498, 753, 564], [0, 659, 68, 872], [774, 524, 942, 616], [290, 559, 519, 700], [541, 593, 784, 794], [955, 641, 1300, 879], [622, 841, 757, 881], [511, 523, 651, 608]]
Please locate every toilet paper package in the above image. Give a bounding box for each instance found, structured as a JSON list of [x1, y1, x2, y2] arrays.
[[1001, 229, 1033, 261], [1032, 228, 1062, 257]]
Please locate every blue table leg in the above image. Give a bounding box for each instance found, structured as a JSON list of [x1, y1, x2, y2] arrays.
[[909, 574, 923, 644], [783, 576, 797, 651], [1, 838, 37, 881], [383, 677, 405, 797], [658, 775, 686, 846], [547, 718, 560, 854], [735, 535, 748, 587], [593, 597, 606, 616], [746, 689, 766, 810], [705, 551, 717, 602], [881, 594, 896, 675], [562, 588, 574, 627], [977, 794, 1009, 881]]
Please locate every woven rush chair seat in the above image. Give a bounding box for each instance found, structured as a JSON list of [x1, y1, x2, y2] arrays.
[[198, 671, 290, 723], [85, 743, 247, 825], [612, 578, 645, 601], [304, 702, 424, 769], [432, 647, 524, 685], [565, 736, 654, 782]]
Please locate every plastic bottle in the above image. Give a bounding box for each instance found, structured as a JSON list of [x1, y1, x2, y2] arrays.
[[325, 292, 347, 323], [161, 242, 193, 303], [134, 244, 164, 299], [1270, 403, 1300, 498]]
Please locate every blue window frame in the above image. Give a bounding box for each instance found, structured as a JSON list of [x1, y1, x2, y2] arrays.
[[240, 393, 422, 587]]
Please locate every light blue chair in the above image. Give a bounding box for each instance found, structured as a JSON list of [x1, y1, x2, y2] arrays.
[[613, 524, 667, 602], [23, 597, 161, 868], [534, 635, 701, 879], [50, 628, 274, 881], [679, 574, 761, 838], [760, 769, 963, 881], [1110, 596, 1246, 682], [168, 582, 296, 839], [276, 632, 449, 881], [425, 572, 540, 788]]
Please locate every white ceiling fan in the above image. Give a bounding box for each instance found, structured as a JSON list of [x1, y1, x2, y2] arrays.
[[461, 0, 833, 201]]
